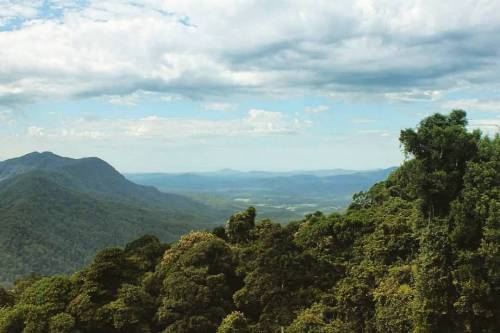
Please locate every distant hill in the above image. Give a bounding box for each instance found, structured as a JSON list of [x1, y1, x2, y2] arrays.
[[126, 167, 395, 192], [0, 152, 226, 285], [127, 167, 397, 221], [127, 167, 369, 180]]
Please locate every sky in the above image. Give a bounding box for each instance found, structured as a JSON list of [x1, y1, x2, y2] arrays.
[[0, 0, 499, 172]]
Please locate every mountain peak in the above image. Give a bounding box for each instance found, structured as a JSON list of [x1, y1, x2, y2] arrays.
[[0, 152, 116, 184], [21, 151, 61, 160], [7, 151, 70, 167]]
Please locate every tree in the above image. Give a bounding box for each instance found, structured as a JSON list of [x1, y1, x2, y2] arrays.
[[400, 110, 480, 217], [286, 303, 334, 333], [99, 284, 155, 333], [413, 224, 456, 332], [0, 276, 76, 333], [233, 219, 320, 332], [373, 265, 414, 332], [0, 288, 14, 308], [449, 135, 500, 331], [217, 311, 250, 333], [226, 207, 256, 243], [155, 232, 237, 333], [48, 313, 75, 333]]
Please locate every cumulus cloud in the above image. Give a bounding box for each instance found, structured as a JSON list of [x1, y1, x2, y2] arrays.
[[26, 126, 45, 137], [1, 0, 500, 106], [0, 0, 42, 27]]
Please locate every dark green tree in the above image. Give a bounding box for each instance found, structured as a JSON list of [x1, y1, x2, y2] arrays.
[[0, 288, 14, 308], [217, 311, 250, 333], [155, 231, 237, 333], [233, 219, 321, 332], [226, 207, 256, 243], [400, 110, 480, 217], [413, 224, 456, 332]]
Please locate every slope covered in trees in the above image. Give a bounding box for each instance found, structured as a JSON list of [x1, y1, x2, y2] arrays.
[[0, 152, 224, 215], [0, 110, 498, 332], [0, 153, 228, 285]]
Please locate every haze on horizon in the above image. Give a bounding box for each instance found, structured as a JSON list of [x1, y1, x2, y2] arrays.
[[0, 1, 499, 172]]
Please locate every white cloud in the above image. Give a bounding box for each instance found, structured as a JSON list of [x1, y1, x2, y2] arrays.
[[358, 129, 391, 137], [0, 1, 500, 106], [385, 90, 442, 102], [34, 109, 311, 141], [160, 95, 181, 102], [202, 102, 234, 112], [304, 105, 329, 114], [109, 94, 139, 106], [26, 126, 44, 137], [0, 0, 42, 27], [442, 99, 500, 113]]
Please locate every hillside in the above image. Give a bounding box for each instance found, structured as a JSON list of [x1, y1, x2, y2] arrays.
[[0, 152, 221, 218], [0, 111, 497, 332], [0, 153, 227, 285]]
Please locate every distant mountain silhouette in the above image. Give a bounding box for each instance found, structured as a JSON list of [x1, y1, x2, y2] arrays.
[[127, 167, 397, 221]]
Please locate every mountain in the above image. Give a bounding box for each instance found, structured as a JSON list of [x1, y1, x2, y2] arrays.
[[0, 152, 219, 216], [0, 152, 227, 285], [127, 167, 396, 220]]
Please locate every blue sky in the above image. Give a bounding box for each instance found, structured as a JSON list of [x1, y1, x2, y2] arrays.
[[0, 1, 499, 172]]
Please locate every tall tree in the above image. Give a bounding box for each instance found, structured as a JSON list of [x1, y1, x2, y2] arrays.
[[400, 110, 480, 218]]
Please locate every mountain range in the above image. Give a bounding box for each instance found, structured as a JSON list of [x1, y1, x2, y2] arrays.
[[127, 167, 396, 221]]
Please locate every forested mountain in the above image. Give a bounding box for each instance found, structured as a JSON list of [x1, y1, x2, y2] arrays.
[[127, 167, 395, 220], [0, 153, 226, 285], [0, 152, 220, 214], [0, 110, 497, 332]]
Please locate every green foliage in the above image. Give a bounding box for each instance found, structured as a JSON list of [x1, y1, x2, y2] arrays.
[[217, 311, 249, 333], [233, 219, 324, 332], [0, 111, 497, 332], [286, 303, 335, 333], [373, 265, 414, 332], [400, 110, 481, 217], [0, 288, 14, 308], [155, 232, 237, 332], [225, 207, 256, 243], [48, 313, 75, 333]]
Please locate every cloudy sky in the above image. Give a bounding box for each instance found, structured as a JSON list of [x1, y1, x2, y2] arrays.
[[0, 0, 499, 172]]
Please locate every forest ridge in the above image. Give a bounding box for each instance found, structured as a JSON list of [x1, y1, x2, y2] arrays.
[[0, 110, 498, 332]]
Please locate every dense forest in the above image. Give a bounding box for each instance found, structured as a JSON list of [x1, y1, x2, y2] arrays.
[[0, 110, 498, 332]]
